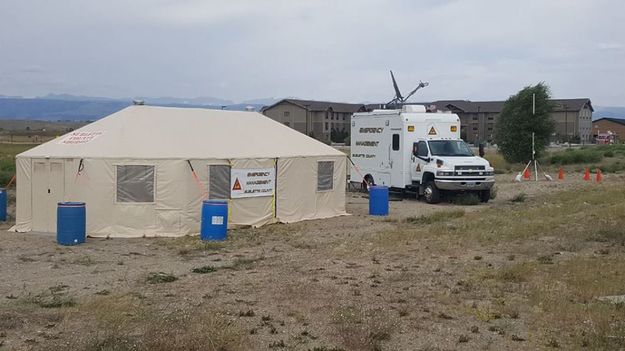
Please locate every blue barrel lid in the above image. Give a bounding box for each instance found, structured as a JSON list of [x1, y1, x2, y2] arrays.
[[203, 200, 228, 205], [58, 202, 86, 207], [370, 185, 389, 190]]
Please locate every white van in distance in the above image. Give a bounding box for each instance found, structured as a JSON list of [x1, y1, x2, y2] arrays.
[[350, 105, 495, 203]]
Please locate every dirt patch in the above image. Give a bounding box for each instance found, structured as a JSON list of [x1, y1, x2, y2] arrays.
[[1, 175, 624, 350]]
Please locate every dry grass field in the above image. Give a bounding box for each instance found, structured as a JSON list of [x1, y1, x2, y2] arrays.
[[1, 172, 624, 350]]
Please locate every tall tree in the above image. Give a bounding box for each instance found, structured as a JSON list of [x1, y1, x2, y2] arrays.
[[494, 83, 555, 163]]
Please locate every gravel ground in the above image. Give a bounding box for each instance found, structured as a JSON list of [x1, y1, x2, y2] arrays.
[[0, 173, 621, 350]]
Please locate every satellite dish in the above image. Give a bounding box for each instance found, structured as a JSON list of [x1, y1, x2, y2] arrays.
[[386, 70, 429, 108]]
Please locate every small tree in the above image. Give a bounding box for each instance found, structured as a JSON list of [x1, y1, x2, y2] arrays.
[[494, 83, 555, 163]]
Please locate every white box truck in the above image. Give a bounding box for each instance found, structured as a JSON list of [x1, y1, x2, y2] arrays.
[[350, 105, 495, 203]]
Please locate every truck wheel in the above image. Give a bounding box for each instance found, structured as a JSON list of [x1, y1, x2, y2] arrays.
[[362, 175, 375, 192], [479, 190, 491, 203], [423, 181, 440, 204]]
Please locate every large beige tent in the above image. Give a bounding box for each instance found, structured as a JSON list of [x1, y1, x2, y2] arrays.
[[12, 105, 346, 237]]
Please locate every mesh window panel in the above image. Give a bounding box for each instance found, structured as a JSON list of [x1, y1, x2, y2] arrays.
[[209, 165, 231, 199], [317, 161, 334, 191], [116, 165, 154, 202]]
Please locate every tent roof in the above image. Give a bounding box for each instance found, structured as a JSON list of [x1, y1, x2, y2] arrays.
[[18, 105, 344, 159]]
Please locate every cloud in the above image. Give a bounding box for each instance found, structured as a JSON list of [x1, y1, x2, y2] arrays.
[[19, 65, 46, 74], [597, 42, 623, 50], [0, 0, 624, 105]]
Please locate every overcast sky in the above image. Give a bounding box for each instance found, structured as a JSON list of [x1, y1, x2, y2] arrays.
[[1, 0, 624, 105]]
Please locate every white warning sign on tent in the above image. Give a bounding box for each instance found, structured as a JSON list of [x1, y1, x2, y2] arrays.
[[59, 131, 104, 145], [230, 168, 275, 198]]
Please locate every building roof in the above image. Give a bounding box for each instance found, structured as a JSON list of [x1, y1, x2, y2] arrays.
[[428, 98, 593, 114], [18, 105, 344, 159], [264, 99, 365, 114], [593, 117, 625, 126], [551, 98, 594, 112]]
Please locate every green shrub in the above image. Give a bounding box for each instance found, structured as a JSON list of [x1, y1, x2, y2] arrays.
[[510, 193, 526, 203], [192, 266, 217, 274], [549, 149, 603, 165], [147, 272, 177, 284], [405, 210, 465, 224]]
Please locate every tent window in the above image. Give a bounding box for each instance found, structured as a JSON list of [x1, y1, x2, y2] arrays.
[[209, 165, 231, 199], [116, 165, 155, 203], [317, 161, 334, 191]]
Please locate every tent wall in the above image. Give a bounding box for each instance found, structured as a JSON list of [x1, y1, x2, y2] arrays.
[[14, 155, 346, 237], [276, 155, 346, 223], [14, 157, 32, 232]]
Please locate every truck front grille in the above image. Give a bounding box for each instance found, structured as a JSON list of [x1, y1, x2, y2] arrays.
[[455, 165, 485, 171]]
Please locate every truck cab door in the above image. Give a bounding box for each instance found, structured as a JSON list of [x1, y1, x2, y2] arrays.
[[411, 140, 429, 183]]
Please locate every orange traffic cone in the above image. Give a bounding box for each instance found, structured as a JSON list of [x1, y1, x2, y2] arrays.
[[558, 167, 565, 180], [596, 168, 603, 183], [583, 168, 591, 181], [523, 168, 531, 180]]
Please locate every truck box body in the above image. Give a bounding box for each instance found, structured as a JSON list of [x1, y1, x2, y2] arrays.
[[351, 106, 459, 187], [350, 105, 494, 203]]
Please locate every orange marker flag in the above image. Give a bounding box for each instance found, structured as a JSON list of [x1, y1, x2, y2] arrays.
[[596, 168, 603, 183], [558, 167, 565, 180], [583, 168, 591, 181], [523, 168, 531, 180]]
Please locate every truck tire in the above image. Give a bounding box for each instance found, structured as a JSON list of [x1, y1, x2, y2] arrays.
[[479, 190, 491, 203], [362, 175, 375, 193], [423, 181, 440, 204]]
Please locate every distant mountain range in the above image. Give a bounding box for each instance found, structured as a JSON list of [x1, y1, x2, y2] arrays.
[[594, 106, 625, 120], [0, 94, 283, 121], [0, 94, 623, 122]]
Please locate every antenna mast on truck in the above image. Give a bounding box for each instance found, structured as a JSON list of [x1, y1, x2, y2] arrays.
[[386, 70, 429, 108]]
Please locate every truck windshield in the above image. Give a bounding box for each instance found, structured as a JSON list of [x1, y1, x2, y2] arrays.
[[428, 140, 474, 157]]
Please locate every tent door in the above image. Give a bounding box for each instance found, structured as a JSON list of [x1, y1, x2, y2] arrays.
[[31, 159, 65, 232]]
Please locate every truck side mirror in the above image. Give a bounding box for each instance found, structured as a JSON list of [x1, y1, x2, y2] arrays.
[[412, 144, 418, 156]]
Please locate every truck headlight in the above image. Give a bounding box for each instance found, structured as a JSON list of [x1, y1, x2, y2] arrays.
[[436, 171, 454, 176]]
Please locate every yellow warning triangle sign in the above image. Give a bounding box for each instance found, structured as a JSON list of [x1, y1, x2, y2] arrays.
[[232, 178, 242, 191], [428, 126, 437, 135]]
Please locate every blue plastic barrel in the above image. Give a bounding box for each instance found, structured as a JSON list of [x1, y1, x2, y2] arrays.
[[369, 185, 389, 216], [201, 200, 228, 241], [0, 188, 6, 221], [57, 202, 86, 246]]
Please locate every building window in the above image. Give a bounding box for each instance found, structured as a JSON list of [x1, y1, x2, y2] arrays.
[[209, 165, 230, 200], [488, 116, 494, 120], [116, 165, 155, 203], [472, 116, 478, 121], [343, 116, 346, 121], [392, 134, 400, 151], [473, 127, 478, 131], [325, 122, 329, 130], [317, 161, 334, 191], [284, 122, 290, 127], [283, 111, 290, 117]]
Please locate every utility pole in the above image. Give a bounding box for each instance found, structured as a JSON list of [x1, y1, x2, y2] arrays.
[[563, 103, 568, 145]]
